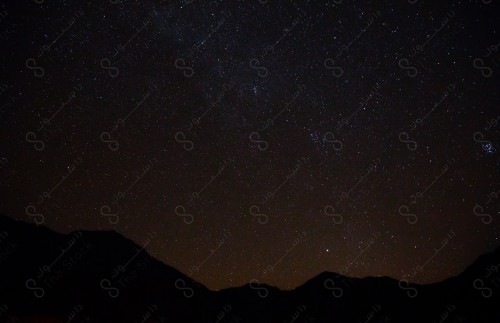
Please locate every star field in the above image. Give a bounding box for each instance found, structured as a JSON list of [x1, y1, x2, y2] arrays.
[[0, 0, 499, 290]]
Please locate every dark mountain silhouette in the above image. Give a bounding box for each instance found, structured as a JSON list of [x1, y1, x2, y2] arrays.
[[0, 215, 498, 323]]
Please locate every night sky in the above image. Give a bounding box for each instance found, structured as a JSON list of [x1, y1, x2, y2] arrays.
[[0, 0, 499, 290]]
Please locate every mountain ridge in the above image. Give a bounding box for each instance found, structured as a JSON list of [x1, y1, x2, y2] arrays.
[[1, 214, 499, 322], [5, 214, 498, 291]]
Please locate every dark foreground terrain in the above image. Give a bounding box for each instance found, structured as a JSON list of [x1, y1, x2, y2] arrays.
[[0, 215, 498, 322]]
